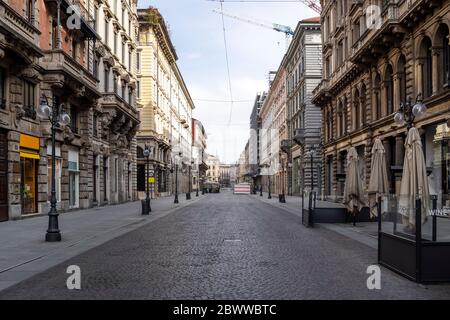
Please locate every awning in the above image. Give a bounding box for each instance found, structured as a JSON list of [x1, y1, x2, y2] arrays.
[[20, 150, 40, 160]]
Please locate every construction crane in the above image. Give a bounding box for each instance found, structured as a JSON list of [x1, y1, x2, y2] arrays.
[[212, 9, 294, 37], [207, 0, 322, 15], [299, 0, 321, 14]]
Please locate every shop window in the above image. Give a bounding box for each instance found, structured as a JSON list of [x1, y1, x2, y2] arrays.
[[20, 134, 40, 215], [103, 156, 109, 202]]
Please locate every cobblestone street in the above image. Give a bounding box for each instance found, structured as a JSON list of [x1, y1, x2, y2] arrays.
[[1, 191, 450, 300]]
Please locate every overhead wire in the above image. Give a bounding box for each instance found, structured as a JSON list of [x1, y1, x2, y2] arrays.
[[219, 1, 235, 127]]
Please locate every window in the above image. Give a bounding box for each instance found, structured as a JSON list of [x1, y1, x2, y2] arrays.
[[104, 19, 109, 45], [121, 81, 126, 98], [136, 51, 141, 72], [128, 89, 132, 105], [137, 80, 141, 98], [129, 49, 132, 71], [93, 6, 98, 31], [114, 32, 117, 55], [421, 37, 433, 98], [443, 29, 450, 87], [0, 68, 5, 108], [70, 107, 78, 133], [353, 20, 360, 44], [122, 42, 125, 63], [104, 65, 109, 92], [93, 55, 99, 79], [23, 79, 35, 110], [71, 40, 77, 60], [26, 0, 33, 23], [93, 113, 98, 137], [385, 65, 394, 115]]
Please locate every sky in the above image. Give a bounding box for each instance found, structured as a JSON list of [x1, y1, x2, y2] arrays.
[[139, 0, 318, 163]]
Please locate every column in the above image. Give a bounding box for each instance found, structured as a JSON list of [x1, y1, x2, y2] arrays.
[[432, 47, 441, 95], [417, 61, 424, 96]]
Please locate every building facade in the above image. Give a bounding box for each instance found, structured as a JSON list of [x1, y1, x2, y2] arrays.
[[313, 0, 450, 208], [219, 163, 231, 188], [286, 17, 322, 196], [259, 67, 288, 196], [0, 0, 139, 222], [248, 92, 266, 189], [136, 7, 194, 198], [206, 153, 220, 183], [192, 118, 208, 192]]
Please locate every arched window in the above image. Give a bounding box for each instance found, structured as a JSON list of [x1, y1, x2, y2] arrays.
[[354, 89, 360, 130], [373, 73, 381, 120], [420, 37, 433, 97], [342, 96, 347, 135], [397, 55, 407, 104], [436, 24, 450, 88], [384, 64, 394, 115], [360, 84, 366, 126]]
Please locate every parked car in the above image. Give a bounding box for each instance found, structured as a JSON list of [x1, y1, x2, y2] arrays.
[[204, 182, 220, 193]]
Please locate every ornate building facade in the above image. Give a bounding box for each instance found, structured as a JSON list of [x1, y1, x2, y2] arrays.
[[313, 0, 450, 208], [137, 7, 194, 198], [286, 17, 322, 197], [0, 0, 138, 222]]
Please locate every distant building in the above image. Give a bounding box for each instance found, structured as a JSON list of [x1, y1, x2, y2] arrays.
[[192, 119, 208, 191], [206, 154, 220, 183]]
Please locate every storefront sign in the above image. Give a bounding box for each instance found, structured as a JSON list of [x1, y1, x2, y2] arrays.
[[429, 208, 450, 217]]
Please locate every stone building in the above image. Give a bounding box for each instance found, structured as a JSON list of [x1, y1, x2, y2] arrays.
[[192, 118, 208, 192], [286, 17, 322, 196], [206, 153, 220, 183], [136, 7, 194, 198], [248, 92, 266, 189], [312, 0, 450, 207], [259, 67, 288, 196], [0, 0, 138, 222]]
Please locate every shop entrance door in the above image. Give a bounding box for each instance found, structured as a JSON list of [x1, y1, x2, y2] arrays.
[[0, 131, 8, 222]]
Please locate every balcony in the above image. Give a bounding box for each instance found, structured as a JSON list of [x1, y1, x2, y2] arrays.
[[280, 139, 291, 153], [180, 115, 187, 124], [44, 0, 99, 40], [41, 49, 99, 94], [293, 129, 306, 145], [0, 0, 42, 57]]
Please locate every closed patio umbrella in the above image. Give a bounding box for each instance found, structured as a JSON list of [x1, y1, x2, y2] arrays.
[[368, 138, 389, 217], [343, 147, 366, 221], [399, 127, 430, 230]]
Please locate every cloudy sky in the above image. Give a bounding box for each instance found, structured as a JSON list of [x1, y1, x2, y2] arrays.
[[139, 0, 318, 163]]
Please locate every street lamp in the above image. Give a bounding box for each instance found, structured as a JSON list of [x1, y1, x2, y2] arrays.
[[142, 145, 152, 215], [307, 148, 316, 192], [195, 162, 199, 197], [279, 153, 286, 203], [287, 162, 293, 196], [186, 160, 193, 200], [37, 94, 71, 242], [394, 94, 427, 129], [173, 151, 182, 204]]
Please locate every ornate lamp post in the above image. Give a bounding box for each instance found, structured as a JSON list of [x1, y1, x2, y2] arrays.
[[196, 162, 200, 197], [394, 94, 427, 129], [279, 152, 286, 203], [37, 94, 71, 242], [186, 160, 193, 200], [143, 145, 152, 214], [173, 151, 182, 204]]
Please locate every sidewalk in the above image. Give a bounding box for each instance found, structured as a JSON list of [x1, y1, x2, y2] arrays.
[[252, 192, 378, 248], [0, 193, 206, 292]]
